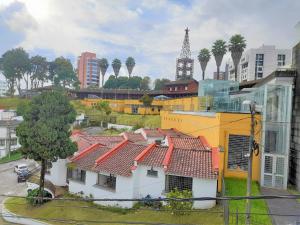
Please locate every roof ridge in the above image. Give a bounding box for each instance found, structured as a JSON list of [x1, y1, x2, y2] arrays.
[[198, 136, 211, 150], [72, 143, 101, 161], [134, 143, 156, 165], [163, 135, 174, 169], [94, 139, 128, 165]]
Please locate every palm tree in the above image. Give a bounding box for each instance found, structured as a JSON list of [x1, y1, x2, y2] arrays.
[[99, 58, 109, 87], [197, 48, 211, 80], [125, 57, 135, 77], [228, 34, 247, 81], [211, 40, 227, 80], [111, 58, 121, 78]]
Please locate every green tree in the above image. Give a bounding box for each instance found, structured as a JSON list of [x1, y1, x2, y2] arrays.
[[0, 48, 31, 96], [103, 75, 118, 89], [228, 34, 247, 81], [50, 57, 77, 88], [99, 58, 109, 87], [30, 55, 48, 89], [128, 76, 142, 89], [16, 92, 77, 203], [154, 78, 171, 90], [111, 58, 121, 78], [211, 40, 227, 80], [125, 57, 135, 77], [139, 94, 153, 107], [94, 101, 112, 127], [166, 189, 193, 215], [140, 76, 151, 90], [198, 48, 211, 80]]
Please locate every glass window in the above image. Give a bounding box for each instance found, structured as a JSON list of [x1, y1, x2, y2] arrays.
[[67, 168, 86, 183], [0, 139, 5, 146], [277, 54, 286, 66], [147, 169, 158, 177], [165, 175, 192, 192], [255, 54, 264, 79], [97, 174, 116, 190], [10, 138, 17, 146]]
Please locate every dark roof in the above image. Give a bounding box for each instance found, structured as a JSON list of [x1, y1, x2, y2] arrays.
[[164, 79, 198, 86]]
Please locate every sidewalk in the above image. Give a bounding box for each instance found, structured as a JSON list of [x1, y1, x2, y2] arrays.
[[261, 187, 300, 225]]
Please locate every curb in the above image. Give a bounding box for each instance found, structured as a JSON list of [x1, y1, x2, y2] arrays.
[[2, 198, 50, 225]]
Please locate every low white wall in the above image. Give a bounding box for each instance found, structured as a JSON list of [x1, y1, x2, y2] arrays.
[[45, 159, 68, 186], [107, 123, 133, 130], [192, 178, 217, 209]]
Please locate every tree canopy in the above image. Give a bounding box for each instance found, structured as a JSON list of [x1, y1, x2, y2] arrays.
[[154, 78, 171, 90], [198, 48, 211, 80], [125, 57, 135, 77], [139, 94, 153, 107], [104, 75, 150, 90], [111, 58, 121, 78], [16, 91, 77, 201], [212, 40, 227, 79]]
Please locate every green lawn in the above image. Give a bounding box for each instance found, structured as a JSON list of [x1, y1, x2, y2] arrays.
[[225, 178, 272, 225], [0, 150, 23, 164], [0, 97, 28, 109], [5, 197, 223, 225], [112, 112, 161, 128]]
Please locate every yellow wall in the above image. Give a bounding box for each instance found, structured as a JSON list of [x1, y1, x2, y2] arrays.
[[161, 110, 261, 191]]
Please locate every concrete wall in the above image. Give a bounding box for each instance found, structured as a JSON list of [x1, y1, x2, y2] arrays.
[[45, 159, 68, 186], [192, 178, 217, 209], [0, 126, 21, 158]]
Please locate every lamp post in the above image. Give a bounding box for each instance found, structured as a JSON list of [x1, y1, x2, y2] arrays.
[[243, 100, 256, 225]]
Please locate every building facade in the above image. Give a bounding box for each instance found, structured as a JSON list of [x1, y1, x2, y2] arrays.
[[228, 45, 292, 82], [213, 71, 227, 80], [77, 52, 101, 89], [0, 80, 8, 97]]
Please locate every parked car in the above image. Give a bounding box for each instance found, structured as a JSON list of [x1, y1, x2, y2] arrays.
[[17, 170, 29, 183], [14, 164, 28, 174]]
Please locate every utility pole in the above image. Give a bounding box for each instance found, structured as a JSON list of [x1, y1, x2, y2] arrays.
[[6, 120, 11, 158], [246, 101, 256, 225]]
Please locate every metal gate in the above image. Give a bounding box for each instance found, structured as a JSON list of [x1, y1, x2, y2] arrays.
[[263, 154, 285, 188]]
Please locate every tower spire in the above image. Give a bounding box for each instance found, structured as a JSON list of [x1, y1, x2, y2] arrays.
[[180, 27, 191, 58]]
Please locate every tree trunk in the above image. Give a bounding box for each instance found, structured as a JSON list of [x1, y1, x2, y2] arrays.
[[217, 66, 220, 80], [202, 71, 205, 80], [39, 159, 46, 204], [102, 75, 104, 88], [234, 67, 238, 82], [17, 79, 22, 96]]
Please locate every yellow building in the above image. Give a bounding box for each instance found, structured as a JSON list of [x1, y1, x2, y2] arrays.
[[161, 110, 261, 191]]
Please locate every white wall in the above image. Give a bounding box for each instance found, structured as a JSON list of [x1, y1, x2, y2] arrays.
[[192, 178, 217, 209], [0, 126, 21, 158], [46, 159, 68, 186]]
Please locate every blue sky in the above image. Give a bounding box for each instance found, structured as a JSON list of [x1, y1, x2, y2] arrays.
[[0, 0, 299, 83]]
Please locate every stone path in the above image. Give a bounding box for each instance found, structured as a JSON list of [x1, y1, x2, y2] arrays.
[[261, 187, 300, 225]]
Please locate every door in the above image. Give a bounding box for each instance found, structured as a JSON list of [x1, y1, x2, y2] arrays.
[[263, 154, 285, 188]]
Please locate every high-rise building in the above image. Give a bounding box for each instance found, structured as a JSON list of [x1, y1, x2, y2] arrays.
[[0, 80, 8, 96], [77, 52, 101, 89], [213, 71, 227, 80], [176, 28, 194, 80], [227, 45, 292, 82]]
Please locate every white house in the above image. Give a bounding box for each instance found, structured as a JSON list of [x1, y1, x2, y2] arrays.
[[47, 130, 219, 209]]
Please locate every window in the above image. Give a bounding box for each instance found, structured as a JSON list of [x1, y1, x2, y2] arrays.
[[255, 54, 264, 79], [147, 168, 158, 177], [97, 174, 116, 190], [175, 87, 178, 91], [0, 139, 5, 146], [67, 168, 86, 183], [169, 87, 172, 91], [228, 134, 250, 171], [277, 54, 285, 66], [165, 175, 192, 192], [265, 130, 277, 153], [185, 86, 188, 91], [10, 138, 17, 146]]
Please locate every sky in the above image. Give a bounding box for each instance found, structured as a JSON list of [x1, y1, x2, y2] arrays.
[[0, 0, 299, 84]]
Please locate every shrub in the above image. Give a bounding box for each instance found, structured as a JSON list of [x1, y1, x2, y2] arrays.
[[166, 189, 193, 215], [26, 189, 51, 206]]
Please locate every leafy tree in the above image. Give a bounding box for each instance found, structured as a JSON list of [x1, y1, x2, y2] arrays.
[[166, 189, 193, 215], [117, 76, 129, 88], [50, 57, 77, 88], [198, 48, 211, 80], [154, 78, 171, 90], [228, 34, 247, 81], [99, 58, 109, 87], [103, 75, 118, 89], [140, 76, 151, 90], [104, 75, 143, 89], [125, 57, 135, 77], [139, 94, 153, 107], [0, 48, 31, 96], [30, 55, 48, 89], [111, 58, 121, 78], [16, 91, 77, 203], [128, 76, 142, 89], [94, 101, 112, 127], [211, 40, 227, 80]]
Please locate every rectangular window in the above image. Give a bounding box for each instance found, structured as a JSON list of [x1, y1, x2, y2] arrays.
[[228, 134, 250, 171], [255, 54, 264, 79], [277, 54, 286, 66], [97, 174, 116, 190], [165, 175, 192, 192], [0, 139, 5, 146], [68, 168, 86, 183], [10, 138, 17, 146], [147, 169, 158, 177], [265, 131, 277, 153]]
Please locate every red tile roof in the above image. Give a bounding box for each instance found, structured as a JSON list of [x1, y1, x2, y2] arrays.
[[166, 148, 217, 179], [122, 132, 146, 143], [158, 128, 191, 138], [143, 129, 165, 138], [93, 142, 147, 177], [171, 137, 207, 150], [139, 145, 168, 167]]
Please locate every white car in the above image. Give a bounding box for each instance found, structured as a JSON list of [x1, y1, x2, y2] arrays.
[[14, 164, 28, 174]]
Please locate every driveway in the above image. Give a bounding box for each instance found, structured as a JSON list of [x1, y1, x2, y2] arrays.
[[0, 159, 37, 225]]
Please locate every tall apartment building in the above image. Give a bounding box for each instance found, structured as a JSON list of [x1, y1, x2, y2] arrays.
[[77, 52, 101, 89], [227, 45, 292, 82], [0, 80, 8, 96]]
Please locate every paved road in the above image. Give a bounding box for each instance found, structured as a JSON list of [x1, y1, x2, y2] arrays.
[[0, 159, 37, 225], [261, 187, 300, 225]]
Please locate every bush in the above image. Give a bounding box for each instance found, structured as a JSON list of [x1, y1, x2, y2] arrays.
[[26, 189, 52, 206], [166, 189, 193, 215]]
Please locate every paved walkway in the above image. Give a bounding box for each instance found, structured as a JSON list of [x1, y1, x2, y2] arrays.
[[261, 187, 300, 225]]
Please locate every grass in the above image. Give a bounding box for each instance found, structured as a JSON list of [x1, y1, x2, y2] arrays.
[[0, 97, 29, 109], [0, 150, 23, 164], [100, 128, 127, 136], [225, 178, 272, 225], [112, 112, 161, 128], [5, 197, 223, 225], [287, 185, 300, 203]]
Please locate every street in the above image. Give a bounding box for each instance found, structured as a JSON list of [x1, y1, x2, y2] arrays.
[[0, 159, 37, 225]]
